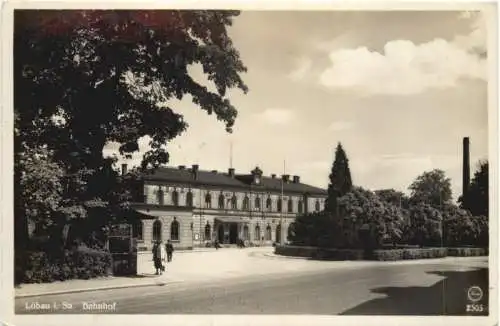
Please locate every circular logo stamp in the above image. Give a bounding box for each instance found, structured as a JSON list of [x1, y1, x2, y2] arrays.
[[467, 286, 484, 302]]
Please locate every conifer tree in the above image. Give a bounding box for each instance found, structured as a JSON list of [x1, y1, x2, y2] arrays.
[[325, 142, 353, 215]]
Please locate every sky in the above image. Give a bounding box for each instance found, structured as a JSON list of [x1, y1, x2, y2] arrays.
[[104, 9, 490, 201]]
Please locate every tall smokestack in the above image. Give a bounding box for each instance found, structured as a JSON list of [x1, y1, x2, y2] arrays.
[[463, 137, 470, 198]]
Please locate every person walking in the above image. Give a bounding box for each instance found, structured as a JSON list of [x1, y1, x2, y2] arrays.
[[152, 241, 166, 275], [165, 240, 174, 262]]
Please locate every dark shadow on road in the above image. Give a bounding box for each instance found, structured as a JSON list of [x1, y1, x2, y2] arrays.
[[341, 268, 489, 316]]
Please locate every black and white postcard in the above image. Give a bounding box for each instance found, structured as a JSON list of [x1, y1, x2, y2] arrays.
[[1, 1, 498, 326]]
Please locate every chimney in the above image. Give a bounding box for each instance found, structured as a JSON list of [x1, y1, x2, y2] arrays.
[[271, 174, 276, 179], [293, 175, 300, 183], [192, 164, 199, 180], [282, 174, 290, 183], [178, 165, 186, 170], [121, 163, 127, 176], [463, 137, 470, 198], [228, 168, 235, 178]]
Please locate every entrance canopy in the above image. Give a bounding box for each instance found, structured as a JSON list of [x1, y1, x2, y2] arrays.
[[134, 209, 164, 217], [214, 216, 246, 224]]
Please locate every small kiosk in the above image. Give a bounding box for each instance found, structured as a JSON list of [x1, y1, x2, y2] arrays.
[[108, 223, 138, 276]]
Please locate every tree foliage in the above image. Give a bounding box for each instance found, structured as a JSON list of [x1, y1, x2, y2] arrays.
[[375, 189, 410, 209], [459, 160, 488, 217], [408, 169, 452, 208], [288, 212, 331, 247], [325, 142, 353, 214], [408, 203, 443, 247], [14, 10, 248, 246], [337, 187, 407, 248]]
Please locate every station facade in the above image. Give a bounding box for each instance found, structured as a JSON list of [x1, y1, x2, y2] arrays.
[[131, 164, 327, 251]]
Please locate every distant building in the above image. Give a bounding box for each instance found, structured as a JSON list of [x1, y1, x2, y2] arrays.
[[129, 164, 327, 250]]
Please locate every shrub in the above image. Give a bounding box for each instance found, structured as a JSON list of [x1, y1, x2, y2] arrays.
[[275, 245, 364, 260], [372, 248, 447, 261], [18, 247, 112, 284], [372, 249, 405, 261], [447, 247, 488, 257]]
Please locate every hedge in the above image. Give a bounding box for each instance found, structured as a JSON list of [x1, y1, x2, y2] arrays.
[[447, 247, 488, 257], [275, 245, 486, 261], [17, 247, 112, 284], [275, 245, 364, 260], [371, 248, 448, 261]]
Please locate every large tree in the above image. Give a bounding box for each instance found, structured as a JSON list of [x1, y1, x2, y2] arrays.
[[408, 169, 452, 208], [325, 142, 353, 214], [337, 187, 407, 249], [15, 10, 248, 247], [375, 189, 410, 209], [459, 160, 488, 217]]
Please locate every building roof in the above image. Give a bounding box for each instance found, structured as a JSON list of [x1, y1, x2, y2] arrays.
[[141, 166, 327, 196]]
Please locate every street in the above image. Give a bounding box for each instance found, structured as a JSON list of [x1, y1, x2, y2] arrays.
[[15, 249, 489, 315]]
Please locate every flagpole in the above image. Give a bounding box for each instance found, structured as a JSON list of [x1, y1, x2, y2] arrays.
[[280, 160, 285, 246], [230, 140, 233, 169]]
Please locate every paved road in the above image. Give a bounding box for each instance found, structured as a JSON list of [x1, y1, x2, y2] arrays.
[[15, 258, 489, 315]]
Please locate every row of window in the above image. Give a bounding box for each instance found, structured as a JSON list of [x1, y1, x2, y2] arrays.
[[151, 218, 179, 241], [152, 188, 323, 212], [137, 219, 285, 243]]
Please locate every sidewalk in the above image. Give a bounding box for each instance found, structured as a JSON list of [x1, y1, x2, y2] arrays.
[[15, 274, 180, 298], [15, 247, 265, 298]]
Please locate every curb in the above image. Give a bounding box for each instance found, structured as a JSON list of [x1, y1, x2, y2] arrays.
[[266, 253, 488, 263], [15, 280, 182, 299]]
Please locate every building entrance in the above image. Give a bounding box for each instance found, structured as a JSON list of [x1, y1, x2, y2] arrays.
[[229, 223, 238, 244], [217, 225, 224, 244]]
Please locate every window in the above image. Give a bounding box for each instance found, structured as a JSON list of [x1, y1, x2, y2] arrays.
[[277, 198, 282, 212], [157, 187, 164, 205], [266, 197, 272, 210], [231, 194, 237, 210], [265, 225, 272, 241], [288, 199, 293, 213], [172, 190, 179, 206], [152, 220, 162, 242], [275, 224, 282, 243], [315, 199, 320, 211], [186, 191, 193, 207], [298, 200, 303, 214], [243, 225, 250, 241], [205, 192, 212, 208], [218, 193, 225, 209], [134, 220, 143, 241], [243, 196, 249, 210], [204, 223, 211, 240], [254, 225, 261, 240], [170, 218, 180, 241], [255, 197, 261, 210]]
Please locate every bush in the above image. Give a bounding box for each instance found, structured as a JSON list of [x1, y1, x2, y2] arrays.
[[19, 247, 112, 284], [275, 245, 364, 260], [447, 247, 488, 257], [276, 245, 451, 261], [370, 247, 447, 261]]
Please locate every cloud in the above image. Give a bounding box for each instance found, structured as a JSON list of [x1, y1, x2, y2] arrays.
[[288, 57, 312, 81], [319, 38, 486, 95], [454, 11, 487, 57], [318, 12, 487, 95], [329, 121, 354, 131], [256, 108, 295, 125]]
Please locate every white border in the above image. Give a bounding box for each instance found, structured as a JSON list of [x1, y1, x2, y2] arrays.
[[1, 1, 498, 326]]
